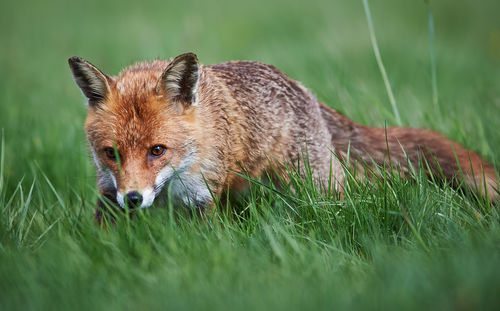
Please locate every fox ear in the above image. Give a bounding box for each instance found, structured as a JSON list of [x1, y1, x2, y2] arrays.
[[68, 56, 112, 107], [157, 52, 200, 108]]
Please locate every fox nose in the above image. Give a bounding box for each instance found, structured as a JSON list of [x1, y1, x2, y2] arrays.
[[125, 191, 143, 208]]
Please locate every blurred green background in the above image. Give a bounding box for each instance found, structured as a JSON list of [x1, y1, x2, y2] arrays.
[[1, 0, 500, 310]]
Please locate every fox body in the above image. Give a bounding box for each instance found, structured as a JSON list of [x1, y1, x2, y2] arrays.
[[68, 53, 498, 213]]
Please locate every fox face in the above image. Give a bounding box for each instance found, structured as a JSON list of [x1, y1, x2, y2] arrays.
[[69, 53, 211, 209]]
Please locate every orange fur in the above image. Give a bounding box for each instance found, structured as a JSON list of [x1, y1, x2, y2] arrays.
[[68, 53, 498, 216]]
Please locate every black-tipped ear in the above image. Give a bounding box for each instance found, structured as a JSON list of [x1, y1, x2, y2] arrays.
[[156, 53, 200, 108], [68, 56, 112, 106]]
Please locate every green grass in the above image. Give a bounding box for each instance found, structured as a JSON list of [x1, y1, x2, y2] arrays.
[[1, 0, 500, 309]]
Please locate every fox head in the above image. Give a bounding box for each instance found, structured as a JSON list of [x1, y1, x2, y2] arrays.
[[69, 53, 210, 209]]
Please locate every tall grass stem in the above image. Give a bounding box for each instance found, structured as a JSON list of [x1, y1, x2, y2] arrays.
[[427, 1, 439, 110], [362, 0, 402, 126]]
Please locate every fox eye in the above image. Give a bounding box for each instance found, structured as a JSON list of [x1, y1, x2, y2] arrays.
[[104, 147, 118, 161], [150, 145, 166, 158]]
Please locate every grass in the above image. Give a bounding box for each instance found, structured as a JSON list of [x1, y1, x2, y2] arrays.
[[1, 0, 500, 309]]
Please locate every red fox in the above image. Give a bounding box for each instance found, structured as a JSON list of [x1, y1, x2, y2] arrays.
[[68, 52, 498, 214]]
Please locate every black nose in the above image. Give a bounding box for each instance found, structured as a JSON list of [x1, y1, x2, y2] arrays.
[[125, 191, 143, 208]]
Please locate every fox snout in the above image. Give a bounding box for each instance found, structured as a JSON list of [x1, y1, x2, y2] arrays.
[[124, 191, 142, 208], [116, 187, 155, 210]]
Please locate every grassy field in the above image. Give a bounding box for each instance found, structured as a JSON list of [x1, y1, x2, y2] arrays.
[[1, 0, 500, 309]]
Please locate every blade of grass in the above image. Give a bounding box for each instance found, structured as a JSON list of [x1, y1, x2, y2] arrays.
[[425, 0, 439, 111], [362, 0, 402, 125]]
